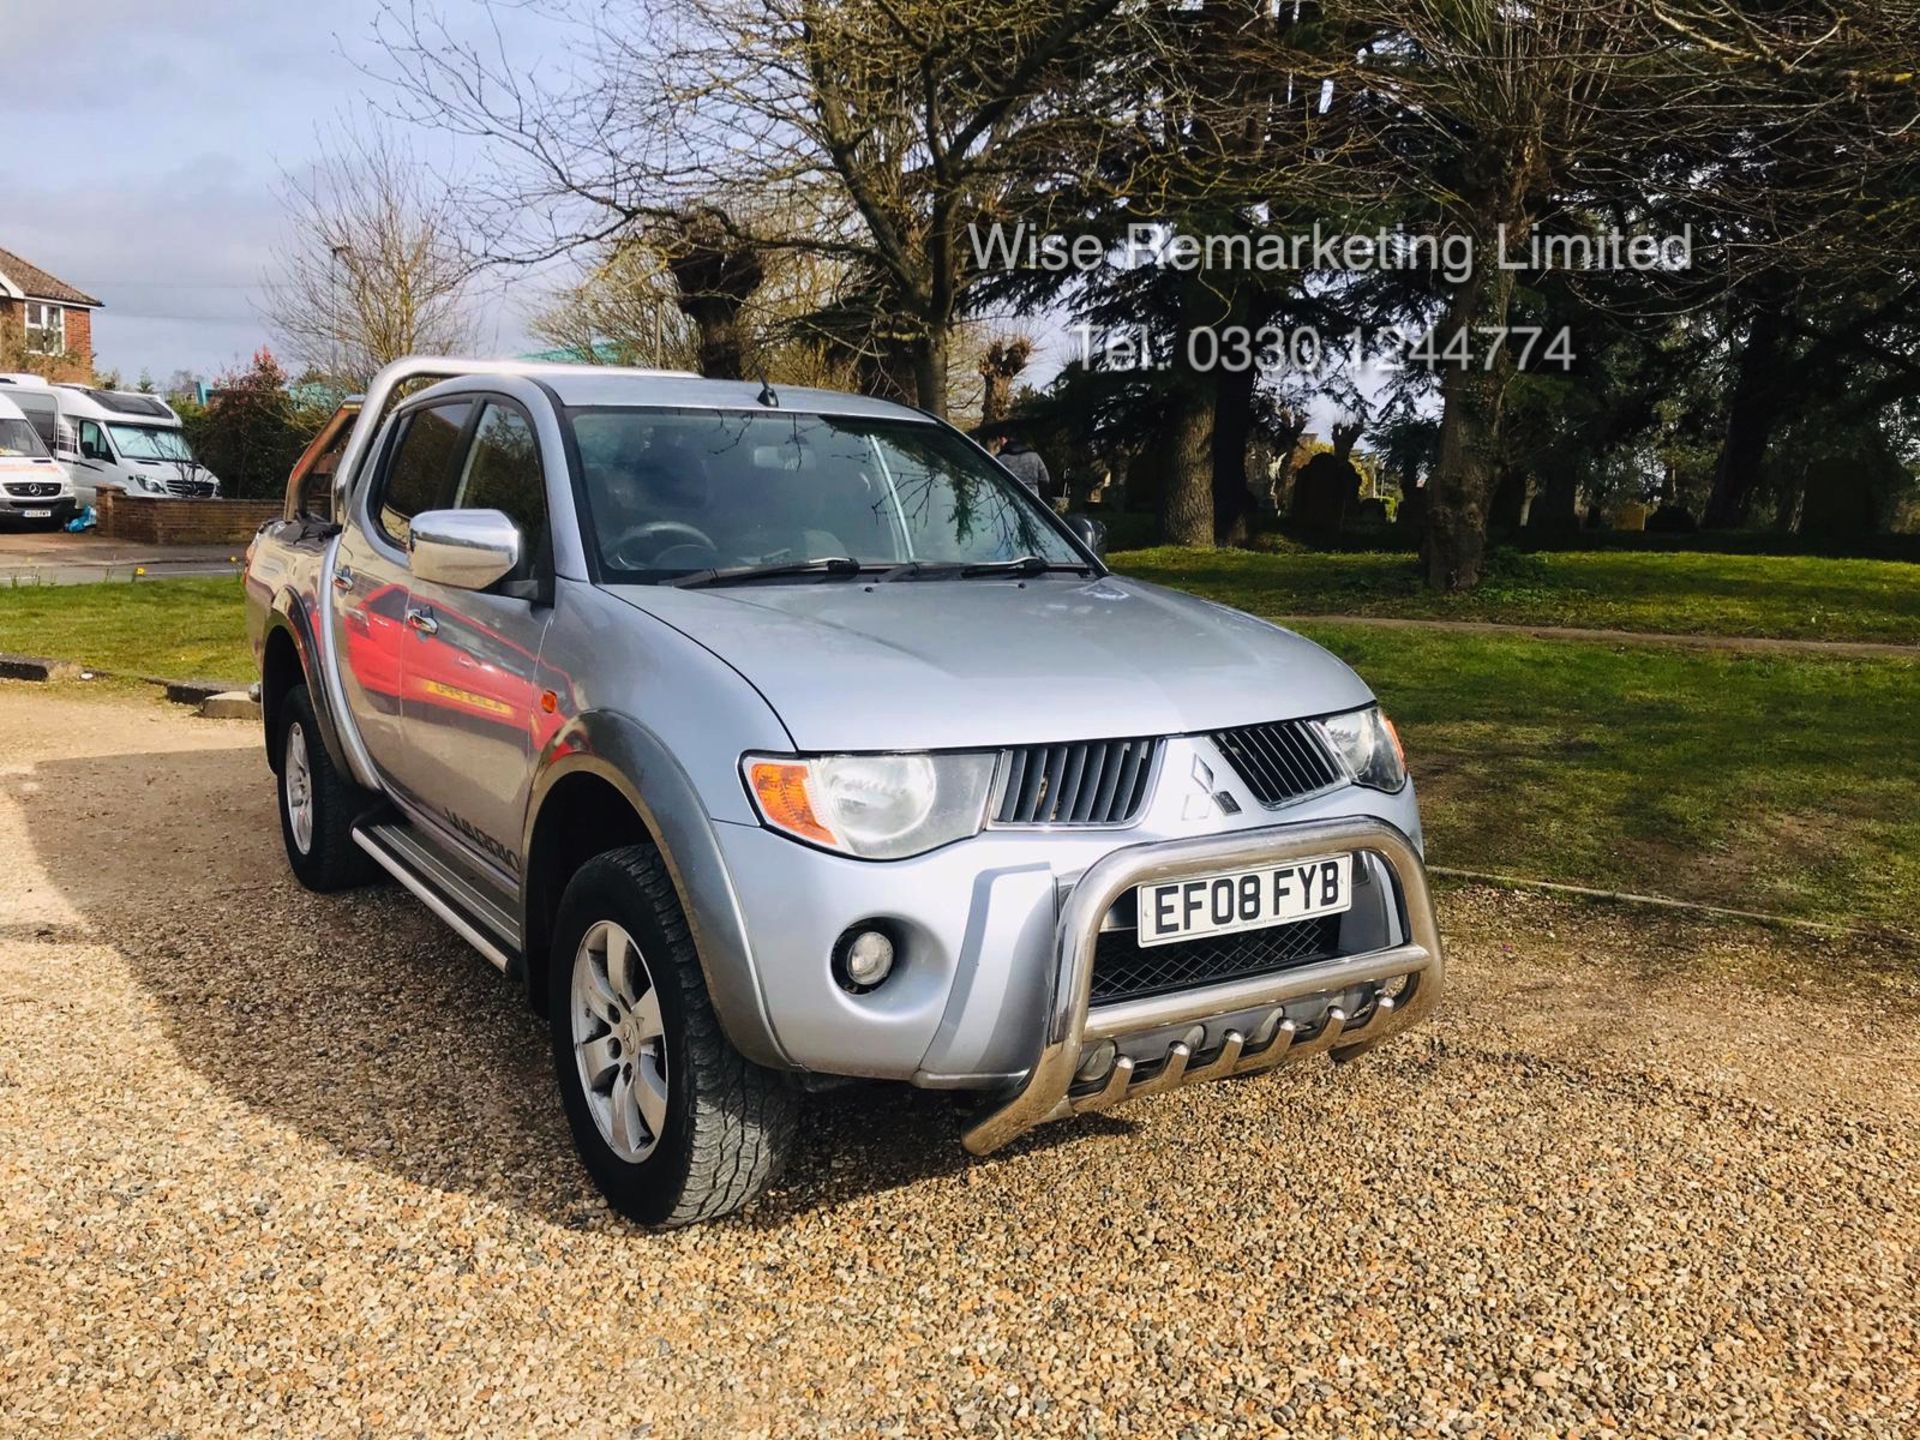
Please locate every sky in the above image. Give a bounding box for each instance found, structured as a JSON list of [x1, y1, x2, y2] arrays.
[[1, 0, 548, 385], [2, 1, 1360, 429]]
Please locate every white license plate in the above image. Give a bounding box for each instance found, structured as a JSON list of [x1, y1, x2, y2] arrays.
[[22, 508, 51, 518], [1136, 853, 1353, 948]]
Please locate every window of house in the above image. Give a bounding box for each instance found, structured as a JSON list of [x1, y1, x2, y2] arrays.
[[22, 302, 66, 356]]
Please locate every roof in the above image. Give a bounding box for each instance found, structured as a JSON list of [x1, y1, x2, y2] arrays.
[[0, 247, 102, 308], [358, 356, 937, 426]]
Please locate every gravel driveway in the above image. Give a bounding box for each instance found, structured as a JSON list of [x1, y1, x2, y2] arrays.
[[3, 684, 1917, 1438]]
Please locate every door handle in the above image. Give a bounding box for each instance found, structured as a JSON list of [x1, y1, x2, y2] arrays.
[[405, 607, 439, 636], [333, 566, 355, 592]]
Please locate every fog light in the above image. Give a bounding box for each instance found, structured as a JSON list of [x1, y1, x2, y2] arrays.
[[1075, 1039, 1118, 1084], [835, 926, 897, 992]]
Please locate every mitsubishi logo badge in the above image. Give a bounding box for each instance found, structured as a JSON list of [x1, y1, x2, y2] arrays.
[[1183, 756, 1241, 820]]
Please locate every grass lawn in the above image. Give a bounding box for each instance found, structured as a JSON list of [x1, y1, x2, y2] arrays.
[[0, 577, 252, 681], [1118, 546, 1920, 645], [1, 567, 1913, 931], [1297, 621, 1920, 933]]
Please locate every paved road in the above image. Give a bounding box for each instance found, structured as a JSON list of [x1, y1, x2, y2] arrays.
[[0, 530, 242, 585], [2, 684, 1916, 1438]]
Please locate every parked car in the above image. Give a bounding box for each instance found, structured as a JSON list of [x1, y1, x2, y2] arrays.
[[0, 378, 222, 506], [0, 393, 75, 527], [243, 358, 1444, 1227]]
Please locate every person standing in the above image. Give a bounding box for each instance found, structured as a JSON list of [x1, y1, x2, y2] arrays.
[[989, 431, 1050, 498]]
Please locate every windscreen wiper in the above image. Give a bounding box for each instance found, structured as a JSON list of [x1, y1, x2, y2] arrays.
[[663, 556, 868, 589], [959, 555, 1091, 578], [878, 555, 1091, 583]]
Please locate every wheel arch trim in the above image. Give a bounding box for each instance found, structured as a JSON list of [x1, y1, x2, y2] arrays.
[[263, 589, 353, 778], [521, 711, 790, 1070]]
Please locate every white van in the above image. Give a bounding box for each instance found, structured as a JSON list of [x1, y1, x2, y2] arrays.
[[0, 377, 223, 506], [0, 393, 76, 527], [0, 376, 73, 469], [53, 385, 223, 505]]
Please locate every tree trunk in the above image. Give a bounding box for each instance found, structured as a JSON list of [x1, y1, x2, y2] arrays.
[[978, 337, 1033, 426], [663, 207, 763, 382], [1424, 264, 1517, 591], [1211, 358, 1258, 546], [1162, 270, 1224, 547], [686, 306, 749, 380], [1162, 383, 1215, 546], [911, 327, 949, 419], [1528, 460, 1583, 534], [1702, 308, 1784, 529]]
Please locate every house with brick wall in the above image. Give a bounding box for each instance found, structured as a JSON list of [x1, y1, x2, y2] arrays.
[[0, 246, 102, 383]]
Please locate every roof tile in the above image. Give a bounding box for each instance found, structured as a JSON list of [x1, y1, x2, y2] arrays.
[[0, 246, 103, 308]]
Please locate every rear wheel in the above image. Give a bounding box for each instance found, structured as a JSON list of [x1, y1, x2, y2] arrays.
[[275, 683, 377, 892], [549, 846, 797, 1227]]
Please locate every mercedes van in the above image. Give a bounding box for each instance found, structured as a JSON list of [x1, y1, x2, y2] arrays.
[[53, 385, 222, 505], [0, 393, 76, 526]]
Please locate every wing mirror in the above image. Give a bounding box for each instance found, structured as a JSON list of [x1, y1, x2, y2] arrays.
[[1065, 514, 1107, 561], [409, 509, 522, 591]]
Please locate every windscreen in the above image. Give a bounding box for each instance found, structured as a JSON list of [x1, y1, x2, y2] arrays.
[[0, 418, 50, 458], [8, 393, 60, 452], [107, 424, 195, 464], [565, 408, 1081, 580]]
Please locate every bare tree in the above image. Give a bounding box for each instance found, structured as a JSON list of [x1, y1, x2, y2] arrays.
[[266, 118, 480, 389], [372, 0, 1137, 416], [530, 239, 697, 370], [978, 336, 1035, 425]]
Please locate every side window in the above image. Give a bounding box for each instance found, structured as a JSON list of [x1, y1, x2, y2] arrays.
[[15, 395, 59, 453], [453, 403, 548, 554], [78, 420, 111, 461], [376, 401, 471, 548]]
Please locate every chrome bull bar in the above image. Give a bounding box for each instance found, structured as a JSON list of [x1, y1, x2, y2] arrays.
[[961, 815, 1444, 1156]]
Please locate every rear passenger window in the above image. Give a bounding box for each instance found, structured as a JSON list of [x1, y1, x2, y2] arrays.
[[454, 404, 547, 557], [377, 401, 471, 547]]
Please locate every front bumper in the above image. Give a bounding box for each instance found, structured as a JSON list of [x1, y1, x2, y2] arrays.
[[0, 495, 74, 519], [961, 815, 1443, 1155]]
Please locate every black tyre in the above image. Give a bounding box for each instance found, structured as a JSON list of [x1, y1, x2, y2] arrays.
[[549, 846, 797, 1227], [275, 683, 378, 892]]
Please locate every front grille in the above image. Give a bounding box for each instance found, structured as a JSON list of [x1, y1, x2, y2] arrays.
[[1211, 719, 1343, 807], [995, 738, 1160, 826], [165, 478, 216, 498], [1090, 914, 1343, 1005], [6, 482, 61, 498]]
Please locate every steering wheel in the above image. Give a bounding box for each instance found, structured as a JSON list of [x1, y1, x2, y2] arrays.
[[607, 520, 719, 569]]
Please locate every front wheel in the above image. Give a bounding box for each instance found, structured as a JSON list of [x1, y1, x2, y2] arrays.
[[549, 846, 797, 1227]]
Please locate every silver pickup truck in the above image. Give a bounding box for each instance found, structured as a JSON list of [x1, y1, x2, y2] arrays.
[[243, 358, 1443, 1227]]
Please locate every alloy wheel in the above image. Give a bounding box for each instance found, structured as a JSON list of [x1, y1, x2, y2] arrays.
[[284, 721, 314, 855], [570, 920, 670, 1163]]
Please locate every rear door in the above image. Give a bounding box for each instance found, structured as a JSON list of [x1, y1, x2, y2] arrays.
[[331, 398, 473, 789], [390, 398, 555, 883]]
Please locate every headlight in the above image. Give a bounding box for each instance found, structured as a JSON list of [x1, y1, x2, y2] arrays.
[[1315, 705, 1407, 792], [744, 752, 997, 859]]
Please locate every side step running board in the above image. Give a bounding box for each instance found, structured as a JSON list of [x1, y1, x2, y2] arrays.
[[353, 821, 521, 974]]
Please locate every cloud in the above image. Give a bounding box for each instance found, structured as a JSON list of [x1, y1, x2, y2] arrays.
[[0, 3, 555, 379]]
